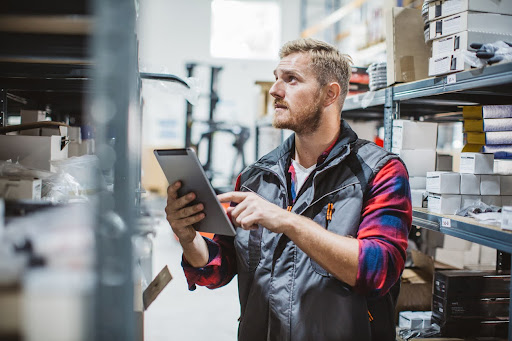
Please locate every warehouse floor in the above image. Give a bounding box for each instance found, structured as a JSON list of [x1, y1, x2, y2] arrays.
[[144, 196, 240, 341]]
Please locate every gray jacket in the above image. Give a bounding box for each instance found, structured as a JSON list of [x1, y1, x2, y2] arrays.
[[234, 120, 405, 341]]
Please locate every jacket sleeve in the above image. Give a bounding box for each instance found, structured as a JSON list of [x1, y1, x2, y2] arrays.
[[182, 234, 237, 291], [355, 158, 412, 296]]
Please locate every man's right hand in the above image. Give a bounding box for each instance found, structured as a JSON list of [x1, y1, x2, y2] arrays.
[[165, 181, 206, 245]]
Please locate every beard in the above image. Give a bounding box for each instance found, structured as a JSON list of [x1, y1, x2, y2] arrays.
[[272, 96, 323, 135]]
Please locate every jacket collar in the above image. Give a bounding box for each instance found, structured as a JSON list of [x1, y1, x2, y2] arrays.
[[256, 119, 359, 170]]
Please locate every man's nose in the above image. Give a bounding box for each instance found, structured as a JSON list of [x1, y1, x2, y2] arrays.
[[269, 80, 284, 99]]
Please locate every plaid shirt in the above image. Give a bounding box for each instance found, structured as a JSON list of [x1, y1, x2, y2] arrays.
[[182, 144, 411, 296]]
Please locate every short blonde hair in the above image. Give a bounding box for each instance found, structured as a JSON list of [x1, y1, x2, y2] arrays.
[[279, 38, 352, 98]]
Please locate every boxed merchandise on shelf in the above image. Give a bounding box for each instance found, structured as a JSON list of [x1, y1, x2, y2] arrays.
[[500, 175, 512, 195], [480, 175, 501, 195], [463, 105, 512, 119], [411, 189, 428, 208], [0, 177, 42, 200], [464, 118, 512, 133], [466, 131, 512, 145], [436, 153, 452, 171], [398, 311, 432, 329], [409, 176, 427, 189], [428, 12, 512, 41], [395, 149, 437, 177], [432, 31, 512, 57], [486, 145, 512, 160], [461, 194, 480, 207], [0, 135, 68, 171], [392, 120, 438, 150], [435, 243, 480, 269], [428, 193, 461, 214], [426, 171, 460, 194], [460, 173, 480, 195], [459, 152, 494, 174], [427, 0, 512, 21], [481, 195, 502, 206], [428, 51, 467, 76]]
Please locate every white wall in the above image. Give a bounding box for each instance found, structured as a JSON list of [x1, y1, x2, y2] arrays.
[[138, 0, 300, 188]]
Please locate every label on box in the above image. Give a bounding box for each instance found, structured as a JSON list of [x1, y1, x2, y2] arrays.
[[429, 0, 465, 20], [460, 154, 475, 173], [436, 14, 463, 38]]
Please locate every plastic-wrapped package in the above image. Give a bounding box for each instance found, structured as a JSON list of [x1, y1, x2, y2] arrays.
[[50, 155, 105, 196]]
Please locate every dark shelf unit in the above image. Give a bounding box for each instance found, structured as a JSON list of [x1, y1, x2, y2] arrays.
[[0, 1, 140, 340], [342, 61, 512, 339]]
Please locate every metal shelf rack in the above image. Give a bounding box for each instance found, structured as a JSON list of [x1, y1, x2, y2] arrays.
[[342, 61, 512, 339]]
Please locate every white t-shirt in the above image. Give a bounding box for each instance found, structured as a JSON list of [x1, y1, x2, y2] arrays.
[[291, 159, 316, 194]]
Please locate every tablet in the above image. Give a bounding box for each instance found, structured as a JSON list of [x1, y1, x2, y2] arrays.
[[154, 148, 236, 236]]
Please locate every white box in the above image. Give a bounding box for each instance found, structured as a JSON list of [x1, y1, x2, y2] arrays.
[[481, 195, 502, 207], [399, 311, 426, 329], [68, 126, 82, 144], [432, 31, 512, 57], [0, 135, 68, 171], [480, 175, 501, 195], [461, 195, 481, 208], [460, 173, 480, 195], [428, 0, 512, 21], [427, 172, 460, 194], [500, 175, 512, 195], [494, 159, 512, 174], [436, 153, 453, 171], [428, 194, 461, 214], [460, 153, 494, 174], [435, 243, 480, 268], [480, 245, 497, 267], [0, 177, 42, 200], [502, 196, 512, 206], [411, 189, 428, 208], [398, 149, 437, 177], [429, 12, 512, 41], [392, 120, 438, 150], [443, 234, 472, 251], [428, 51, 467, 76], [409, 176, 427, 189]]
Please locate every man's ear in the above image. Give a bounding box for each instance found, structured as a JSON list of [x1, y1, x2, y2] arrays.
[[323, 82, 341, 107]]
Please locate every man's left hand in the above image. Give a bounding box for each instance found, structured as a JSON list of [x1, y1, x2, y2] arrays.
[[218, 192, 290, 233]]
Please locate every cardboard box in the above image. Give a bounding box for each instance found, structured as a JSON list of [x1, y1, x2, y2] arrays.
[[502, 196, 512, 206], [427, 172, 460, 194], [428, 0, 512, 21], [481, 195, 502, 207], [500, 175, 512, 195], [398, 149, 437, 177], [386, 7, 430, 86], [20, 110, 46, 124], [459, 153, 494, 174], [0, 177, 42, 200], [436, 153, 452, 171], [0, 286, 21, 336], [428, 51, 467, 76], [409, 176, 427, 189], [494, 159, 512, 174], [442, 234, 472, 251], [435, 243, 480, 268], [480, 175, 500, 195], [432, 30, 512, 57], [411, 189, 428, 208], [460, 173, 480, 195], [0, 135, 68, 171], [429, 12, 512, 41], [461, 195, 480, 208], [428, 194, 461, 214], [392, 120, 438, 150], [398, 311, 432, 329]]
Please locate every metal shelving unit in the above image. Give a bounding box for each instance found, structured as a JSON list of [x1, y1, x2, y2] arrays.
[[342, 61, 512, 339], [412, 208, 512, 254], [0, 1, 141, 340]]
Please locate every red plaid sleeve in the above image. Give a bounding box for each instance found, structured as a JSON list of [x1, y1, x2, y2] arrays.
[[355, 159, 412, 296]]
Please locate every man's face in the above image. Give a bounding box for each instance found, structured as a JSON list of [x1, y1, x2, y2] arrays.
[[269, 52, 325, 135]]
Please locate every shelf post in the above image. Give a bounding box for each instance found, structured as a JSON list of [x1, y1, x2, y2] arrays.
[[0, 88, 6, 127], [383, 87, 395, 151], [90, 0, 138, 340]]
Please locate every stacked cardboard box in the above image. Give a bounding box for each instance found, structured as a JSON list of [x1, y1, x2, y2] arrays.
[[425, 0, 512, 76], [392, 120, 439, 208]]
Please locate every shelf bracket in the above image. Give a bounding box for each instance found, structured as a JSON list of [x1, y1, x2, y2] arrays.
[[383, 87, 395, 151]]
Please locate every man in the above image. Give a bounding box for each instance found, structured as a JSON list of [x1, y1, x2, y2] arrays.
[[166, 38, 412, 341]]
